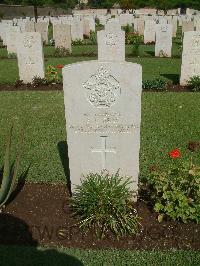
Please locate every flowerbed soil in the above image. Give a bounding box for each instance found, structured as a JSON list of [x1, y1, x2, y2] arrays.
[[0, 84, 191, 92], [1, 183, 199, 250]]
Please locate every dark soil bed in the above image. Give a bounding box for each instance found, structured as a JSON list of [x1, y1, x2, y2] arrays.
[[0, 183, 199, 250], [0, 84, 191, 92]]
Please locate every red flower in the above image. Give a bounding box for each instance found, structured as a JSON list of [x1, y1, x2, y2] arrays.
[[168, 149, 181, 159], [57, 64, 63, 69]]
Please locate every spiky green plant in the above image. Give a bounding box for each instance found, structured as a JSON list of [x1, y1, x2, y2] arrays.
[[0, 127, 24, 210], [71, 171, 139, 239]]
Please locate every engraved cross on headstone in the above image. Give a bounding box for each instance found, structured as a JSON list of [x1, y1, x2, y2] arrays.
[[91, 136, 116, 170]]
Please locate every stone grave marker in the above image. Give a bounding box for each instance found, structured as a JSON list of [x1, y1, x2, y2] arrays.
[[97, 26, 125, 62], [83, 18, 91, 37], [25, 21, 35, 32], [16, 32, 45, 83], [144, 20, 156, 43], [155, 24, 172, 57], [71, 20, 84, 41], [54, 23, 72, 52], [180, 31, 200, 85], [6, 26, 21, 54], [35, 22, 48, 44], [105, 18, 121, 31], [63, 29, 142, 197], [182, 21, 194, 33]]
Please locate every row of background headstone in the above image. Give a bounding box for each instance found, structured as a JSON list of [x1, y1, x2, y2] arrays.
[[0, 13, 200, 85]]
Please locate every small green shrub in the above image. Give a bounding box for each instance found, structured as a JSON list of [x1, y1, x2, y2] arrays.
[[145, 149, 200, 223], [142, 78, 167, 91], [49, 39, 55, 46], [8, 53, 17, 59], [88, 30, 97, 45], [54, 47, 71, 57], [188, 76, 200, 91], [32, 76, 48, 87], [132, 44, 140, 56], [81, 51, 97, 57], [14, 79, 24, 87], [72, 39, 84, 46], [126, 32, 143, 45], [122, 24, 132, 34], [95, 17, 100, 27], [71, 171, 139, 239]]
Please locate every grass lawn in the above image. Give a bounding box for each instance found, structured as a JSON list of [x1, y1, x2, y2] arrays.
[[0, 56, 181, 84], [0, 92, 200, 183], [0, 246, 199, 266], [0, 41, 181, 59]]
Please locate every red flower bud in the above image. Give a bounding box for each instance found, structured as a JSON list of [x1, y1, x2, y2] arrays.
[[57, 64, 63, 69], [168, 149, 181, 159]]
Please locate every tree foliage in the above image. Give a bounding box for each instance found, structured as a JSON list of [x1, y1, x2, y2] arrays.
[[87, 0, 200, 10]]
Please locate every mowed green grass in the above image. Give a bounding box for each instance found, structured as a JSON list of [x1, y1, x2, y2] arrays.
[[0, 56, 181, 84], [0, 92, 200, 184], [0, 246, 199, 266], [0, 40, 181, 59]]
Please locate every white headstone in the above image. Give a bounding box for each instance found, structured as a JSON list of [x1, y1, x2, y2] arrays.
[[25, 21, 35, 32], [144, 20, 156, 43], [35, 22, 48, 44], [16, 32, 45, 83], [180, 31, 200, 85], [54, 23, 72, 52], [71, 21, 84, 41], [97, 28, 125, 62], [63, 61, 142, 196], [182, 21, 194, 33], [6, 26, 21, 54], [105, 18, 121, 31], [155, 24, 172, 57]]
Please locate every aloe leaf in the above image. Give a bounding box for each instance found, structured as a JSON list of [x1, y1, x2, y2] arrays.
[[2, 129, 24, 206], [0, 127, 13, 205]]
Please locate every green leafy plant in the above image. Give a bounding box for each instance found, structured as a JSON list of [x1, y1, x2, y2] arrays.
[[145, 148, 200, 223], [0, 12, 4, 20], [188, 76, 200, 91], [88, 30, 97, 45], [0, 127, 24, 210], [71, 171, 139, 239], [142, 78, 167, 91], [46, 65, 63, 84], [72, 39, 84, 46], [158, 50, 168, 58], [81, 51, 97, 57], [14, 79, 24, 88], [54, 47, 71, 57], [126, 32, 143, 45], [32, 76, 48, 87], [122, 24, 132, 34], [95, 17, 100, 27], [132, 43, 140, 56], [8, 53, 17, 59]]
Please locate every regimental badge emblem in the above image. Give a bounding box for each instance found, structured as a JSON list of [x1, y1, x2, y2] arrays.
[[83, 66, 121, 108]]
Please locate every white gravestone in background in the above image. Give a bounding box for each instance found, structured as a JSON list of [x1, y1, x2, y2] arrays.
[[6, 26, 21, 54], [144, 20, 156, 43], [16, 32, 45, 83], [71, 20, 84, 41], [105, 18, 121, 31], [182, 21, 194, 33], [63, 62, 142, 196], [180, 31, 200, 85], [155, 24, 172, 57], [35, 22, 48, 44], [54, 23, 72, 52], [97, 28, 125, 62]]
